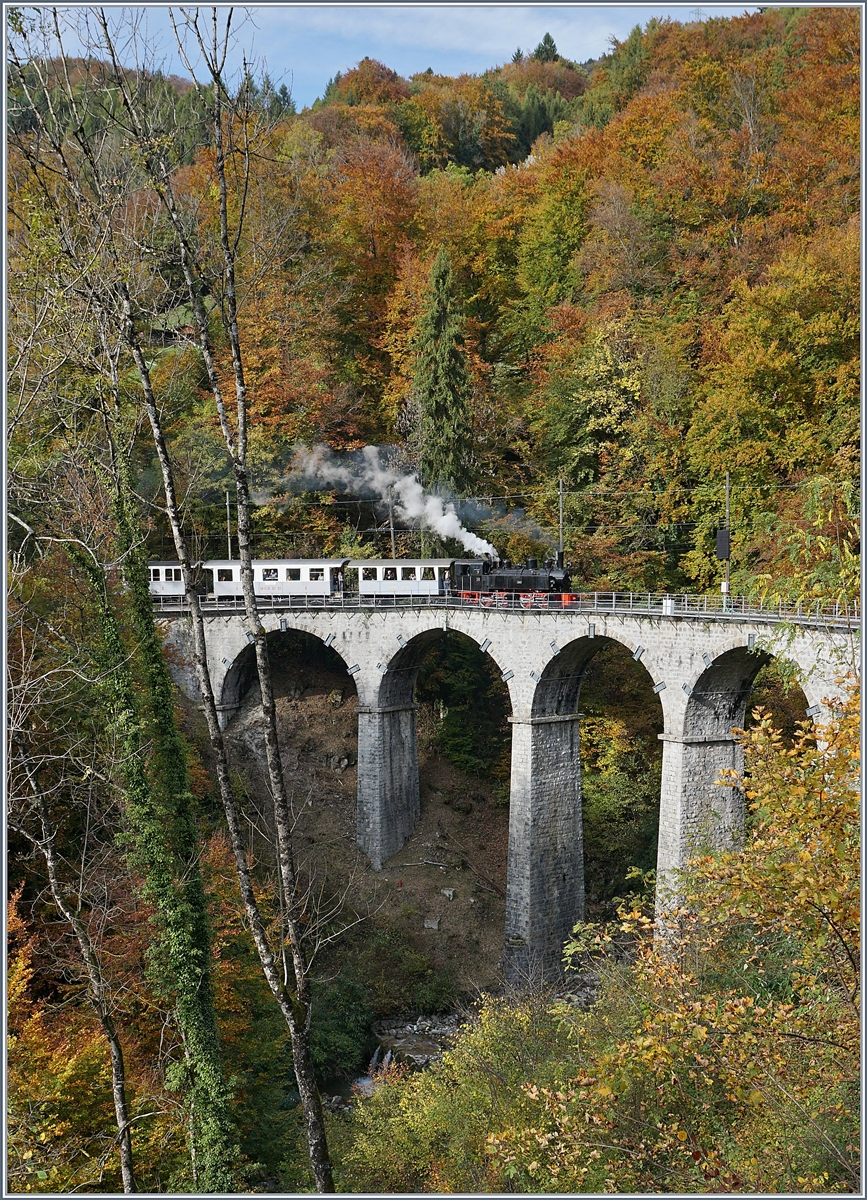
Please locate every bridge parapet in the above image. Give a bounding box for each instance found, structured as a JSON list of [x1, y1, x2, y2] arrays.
[[152, 590, 860, 631]]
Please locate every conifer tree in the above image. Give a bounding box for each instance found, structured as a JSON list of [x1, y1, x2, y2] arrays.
[[532, 32, 559, 62], [411, 246, 474, 496]]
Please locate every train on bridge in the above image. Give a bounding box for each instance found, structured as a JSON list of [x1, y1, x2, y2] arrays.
[[148, 553, 576, 607]]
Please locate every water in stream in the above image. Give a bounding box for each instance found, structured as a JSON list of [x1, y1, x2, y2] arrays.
[[322, 1015, 464, 1108]]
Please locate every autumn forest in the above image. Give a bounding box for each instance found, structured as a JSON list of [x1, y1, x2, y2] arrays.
[[6, 5, 860, 1195]]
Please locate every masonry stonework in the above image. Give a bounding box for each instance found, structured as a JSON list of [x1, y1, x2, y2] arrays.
[[505, 715, 584, 981], [157, 604, 856, 981], [356, 705, 420, 870]]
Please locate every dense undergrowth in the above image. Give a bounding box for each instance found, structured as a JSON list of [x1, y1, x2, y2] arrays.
[[330, 686, 860, 1193]]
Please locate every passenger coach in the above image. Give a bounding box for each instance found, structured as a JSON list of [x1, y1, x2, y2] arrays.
[[202, 558, 349, 599], [348, 559, 454, 600]]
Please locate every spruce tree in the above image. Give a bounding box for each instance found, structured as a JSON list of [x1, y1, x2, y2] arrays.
[[411, 246, 474, 496], [532, 32, 559, 62]]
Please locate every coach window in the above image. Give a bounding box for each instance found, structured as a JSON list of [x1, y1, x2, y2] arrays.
[[286, 567, 301, 581], [172, 568, 183, 581], [262, 568, 278, 581], [309, 568, 324, 581], [362, 567, 377, 581], [383, 567, 397, 581], [401, 566, 417, 580], [421, 567, 435, 581], [151, 568, 161, 581], [217, 568, 234, 582]]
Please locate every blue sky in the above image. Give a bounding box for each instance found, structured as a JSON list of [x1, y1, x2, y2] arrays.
[[39, 4, 761, 109]]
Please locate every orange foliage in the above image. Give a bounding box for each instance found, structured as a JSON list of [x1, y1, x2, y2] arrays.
[[331, 58, 411, 105], [496, 56, 587, 101]]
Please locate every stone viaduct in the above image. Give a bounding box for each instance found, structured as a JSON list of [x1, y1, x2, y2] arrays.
[[157, 596, 857, 980]]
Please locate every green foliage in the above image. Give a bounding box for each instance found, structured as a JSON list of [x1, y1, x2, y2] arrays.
[[310, 976, 375, 1082], [334, 992, 574, 1193], [7, 56, 212, 164], [513, 163, 590, 327], [201, 837, 307, 1187], [482, 74, 579, 161], [576, 23, 651, 127], [337, 925, 456, 1019], [688, 228, 859, 486], [581, 771, 660, 909], [750, 477, 860, 605], [532, 34, 560, 64], [411, 246, 475, 494], [415, 635, 511, 779], [536, 323, 642, 486], [577, 641, 663, 907]]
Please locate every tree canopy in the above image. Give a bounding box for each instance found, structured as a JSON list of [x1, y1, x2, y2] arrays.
[[6, 6, 859, 1193]]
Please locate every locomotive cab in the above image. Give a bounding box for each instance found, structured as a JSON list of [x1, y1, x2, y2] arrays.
[[453, 558, 490, 589]]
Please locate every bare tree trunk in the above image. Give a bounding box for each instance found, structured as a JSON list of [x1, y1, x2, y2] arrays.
[[12, 10, 335, 1185], [7, 49, 238, 1187], [101, 10, 335, 1185], [180, 17, 334, 1182], [119, 213, 334, 1193]]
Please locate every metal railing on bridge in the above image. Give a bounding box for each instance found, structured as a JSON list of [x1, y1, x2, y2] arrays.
[[152, 591, 860, 627]]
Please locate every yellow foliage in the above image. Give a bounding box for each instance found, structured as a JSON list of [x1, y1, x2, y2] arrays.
[[487, 681, 859, 1192]]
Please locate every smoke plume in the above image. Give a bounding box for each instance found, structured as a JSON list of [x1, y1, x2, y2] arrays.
[[287, 445, 498, 557]]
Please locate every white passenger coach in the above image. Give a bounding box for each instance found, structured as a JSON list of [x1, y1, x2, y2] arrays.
[[148, 561, 186, 596], [202, 559, 349, 599], [349, 559, 453, 599], [148, 557, 461, 601]]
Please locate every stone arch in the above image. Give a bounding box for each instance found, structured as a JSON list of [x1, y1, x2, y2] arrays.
[[375, 622, 514, 710], [359, 625, 515, 869], [218, 624, 356, 726], [682, 627, 838, 724], [685, 644, 772, 741], [676, 645, 772, 856], [376, 627, 448, 710], [530, 629, 662, 718], [656, 639, 778, 904], [219, 641, 258, 723]]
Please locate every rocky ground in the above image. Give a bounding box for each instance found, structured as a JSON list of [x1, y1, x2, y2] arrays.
[[215, 642, 513, 1000]]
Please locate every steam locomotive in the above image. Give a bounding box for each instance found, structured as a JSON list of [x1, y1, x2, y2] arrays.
[[148, 551, 573, 604], [454, 552, 571, 599]]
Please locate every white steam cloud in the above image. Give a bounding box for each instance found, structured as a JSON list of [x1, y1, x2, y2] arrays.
[[290, 445, 498, 557]]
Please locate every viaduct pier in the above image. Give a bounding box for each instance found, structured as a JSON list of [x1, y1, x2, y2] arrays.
[[156, 593, 857, 981]]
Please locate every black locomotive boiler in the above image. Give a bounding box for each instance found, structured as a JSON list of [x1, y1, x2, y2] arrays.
[[454, 551, 572, 603]]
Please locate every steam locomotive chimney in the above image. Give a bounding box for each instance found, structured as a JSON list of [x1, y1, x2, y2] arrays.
[[556, 549, 564, 570], [527, 557, 537, 570]]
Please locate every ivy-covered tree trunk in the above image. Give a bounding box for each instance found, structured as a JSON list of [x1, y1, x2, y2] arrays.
[[103, 439, 240, 1191], [412, 246, 475, 496], [73, 537, 238, 1193]]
